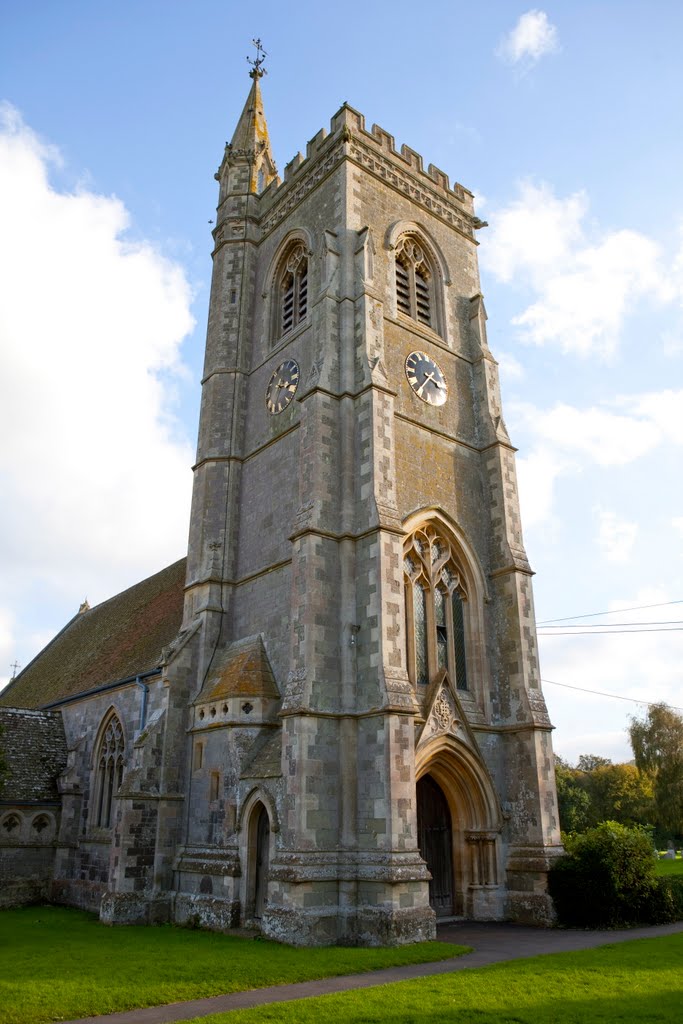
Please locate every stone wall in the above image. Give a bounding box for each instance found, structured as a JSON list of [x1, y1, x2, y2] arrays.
[[0, 707, 66, 907]]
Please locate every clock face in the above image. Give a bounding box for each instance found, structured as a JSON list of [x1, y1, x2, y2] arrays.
[[265, 359, 300, 414], [405, 351, 448, 406]]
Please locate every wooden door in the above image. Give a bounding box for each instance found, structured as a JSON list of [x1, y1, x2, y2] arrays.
[[417, 774, 454, 917], [254, 805, 270, 920]]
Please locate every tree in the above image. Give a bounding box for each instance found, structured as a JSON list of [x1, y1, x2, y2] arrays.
[[577, 754, 612, 772], [629, 703, 683, 836], [584, 762, 654, 828], [553, 754, 655, 834], [554, 755, 591, 833]]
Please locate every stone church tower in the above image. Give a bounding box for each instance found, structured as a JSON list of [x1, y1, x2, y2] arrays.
[[165, 62, 561, 943], [0, 64, 561, 945]]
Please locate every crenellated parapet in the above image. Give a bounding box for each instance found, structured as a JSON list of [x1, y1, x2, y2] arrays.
[[257, 104, 483, 243]]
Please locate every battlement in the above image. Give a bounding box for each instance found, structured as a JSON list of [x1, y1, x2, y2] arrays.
[[259, 102, 477, 231]]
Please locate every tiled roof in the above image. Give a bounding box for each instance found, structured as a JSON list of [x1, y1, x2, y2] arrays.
[[0, 708, 67, 802], [0, 559, 186, 710], [194, 635, 280, 703]]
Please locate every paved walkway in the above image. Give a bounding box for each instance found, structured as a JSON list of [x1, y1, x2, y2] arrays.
[[63, 920, 683, 1024]]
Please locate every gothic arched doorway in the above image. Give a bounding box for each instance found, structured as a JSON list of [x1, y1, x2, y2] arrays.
[[253, 804, 270, 920], [417, 773, 454, 917]]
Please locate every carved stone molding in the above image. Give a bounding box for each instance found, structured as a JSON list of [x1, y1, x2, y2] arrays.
[[348, 140, 475, 239], [261, 142, 346, 236]]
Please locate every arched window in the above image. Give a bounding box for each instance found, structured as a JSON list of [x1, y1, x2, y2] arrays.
[[1, 812, 22, 835], [278, 243, 308, 337], [404, 523, 468, 691], [94, 713, 125, 829], [395, 236, 435, 330]]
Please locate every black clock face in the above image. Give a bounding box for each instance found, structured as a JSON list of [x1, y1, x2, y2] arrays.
[[405, 351, 448, 406], [265, 359, 300, 414]]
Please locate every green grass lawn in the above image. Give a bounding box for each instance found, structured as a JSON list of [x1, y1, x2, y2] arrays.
[[656, 856, 683, 877], [0, 906, 467, 1024], [189, 932, 683, 1024]]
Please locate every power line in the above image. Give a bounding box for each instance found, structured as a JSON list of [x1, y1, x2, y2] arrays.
[[537, 599, 683, 625], [539, 627, 683, 636], [540, 620, 683, 629], [542, 677, 683, 713]]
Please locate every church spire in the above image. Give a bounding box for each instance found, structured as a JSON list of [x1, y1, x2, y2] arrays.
[[224, 40, 277, 195]]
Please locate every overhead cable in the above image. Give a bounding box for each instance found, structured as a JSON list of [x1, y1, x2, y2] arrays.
[[537, 599, 683, 625], [542, 677, 683, 713], [540, 622, 683, 630]]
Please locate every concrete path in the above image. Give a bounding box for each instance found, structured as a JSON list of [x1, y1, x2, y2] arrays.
[[62, 920, 683, 1024]]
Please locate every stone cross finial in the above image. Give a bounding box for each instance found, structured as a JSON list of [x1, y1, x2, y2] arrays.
[[247, 38, 267, 79]]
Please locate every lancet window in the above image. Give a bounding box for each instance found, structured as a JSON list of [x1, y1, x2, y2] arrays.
[[94, 713, 125, 829], [279, 243, 308, 337], [395, 237, 435, 331], [403, 523, 468, 690]]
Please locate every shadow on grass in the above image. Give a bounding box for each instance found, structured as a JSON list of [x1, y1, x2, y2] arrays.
[[0, 905, 468, 1024]]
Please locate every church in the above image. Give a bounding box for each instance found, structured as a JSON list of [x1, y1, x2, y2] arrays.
[[0, 58, 562, 945]]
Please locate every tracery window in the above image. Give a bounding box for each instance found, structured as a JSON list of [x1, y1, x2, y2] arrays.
[[404, 523, 468, 690], [279, 243, 308, 337], [94, 713, 125, 829], [395, 237, 435, 330]]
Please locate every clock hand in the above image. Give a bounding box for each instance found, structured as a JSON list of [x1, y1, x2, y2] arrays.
[[417, 371, 435, 396]]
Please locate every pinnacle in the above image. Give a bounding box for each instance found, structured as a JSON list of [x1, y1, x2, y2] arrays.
[[227, 75, 277, 193]]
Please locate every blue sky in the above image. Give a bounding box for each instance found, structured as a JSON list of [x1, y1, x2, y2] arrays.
[[1, 2, 682, 763]]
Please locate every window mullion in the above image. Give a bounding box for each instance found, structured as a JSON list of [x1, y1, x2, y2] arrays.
[[103, 760, 113, 829], [452, 590, 468, 691], [96, 761, 106, 827], [424, 580, 437, 683], [404, 582, 416, 685], [293, 273, 300, 328], [446, 588, 456, 682]]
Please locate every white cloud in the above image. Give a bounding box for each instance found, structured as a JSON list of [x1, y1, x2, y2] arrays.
[[0, 106, 195, 653], [595, 507, 638, 563], [514, 229, 671, 357], [481, 182, 677, 358], [510, 388, 683, 526], [496, 350, 525, 383], [496, 10, 560, 67], [516, 445, 568, 529], [672, 517, 683, 539], [625, 390, 683, 447], [0, 608, 15, 695], [531, 401, 663, 466], [481, 181, 586, 284]]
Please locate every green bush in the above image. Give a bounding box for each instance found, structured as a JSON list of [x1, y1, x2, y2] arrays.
[[549, 821, 669, 927], [653, 876, 683, 922]]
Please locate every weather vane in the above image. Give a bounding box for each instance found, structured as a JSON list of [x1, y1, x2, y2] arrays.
[[247, 38, 267, 79]]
